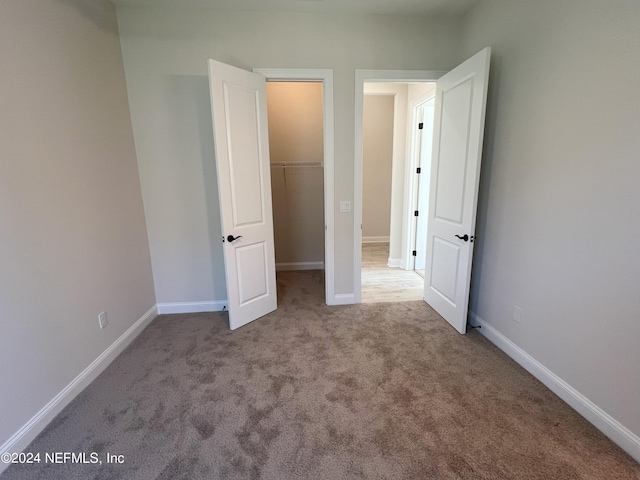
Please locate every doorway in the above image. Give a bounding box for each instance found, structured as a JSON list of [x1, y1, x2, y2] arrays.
[[359, 80, 437, 303], [265, 81, 325, 283], [354, 49, 491, 332], [254, 69, 336, 304]]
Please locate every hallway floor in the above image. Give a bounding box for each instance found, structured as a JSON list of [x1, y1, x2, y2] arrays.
[[361, 242, 424, 303]]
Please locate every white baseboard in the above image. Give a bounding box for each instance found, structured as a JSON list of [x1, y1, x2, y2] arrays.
[[0, 305, 158, 473], [276, 262, 324, 272], [362, 236, 390, 244], [327, 293, 356, 305], [157, 301, 228, 315], [469, 312, 640, 464], [387, 257, 402, 268]]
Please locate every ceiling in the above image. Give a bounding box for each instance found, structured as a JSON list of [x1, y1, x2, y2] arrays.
[[110, 0, 479, 16]]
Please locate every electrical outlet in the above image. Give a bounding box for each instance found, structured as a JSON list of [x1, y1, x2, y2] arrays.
[[98, 311, 108, 329], [513, 306, 522, 324]]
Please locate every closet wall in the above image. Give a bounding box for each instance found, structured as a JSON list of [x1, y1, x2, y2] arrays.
[[266, 82, 325, 270]]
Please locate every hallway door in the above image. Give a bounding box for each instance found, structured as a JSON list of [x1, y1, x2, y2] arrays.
[[423, 48, 491, 334]]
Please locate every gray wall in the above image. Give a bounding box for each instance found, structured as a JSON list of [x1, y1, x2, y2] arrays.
[[362, 83, 409, 265], [0, 0, 155, 449], [115, 6, 463, 300], [462, 0, 640, 439], [362, 95, 394, 239]]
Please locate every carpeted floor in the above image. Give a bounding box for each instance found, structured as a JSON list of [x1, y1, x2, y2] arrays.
[[2, 271, 639, 479]]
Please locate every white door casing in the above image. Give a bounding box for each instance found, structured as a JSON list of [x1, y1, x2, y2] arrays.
[[423, 47, 491, 334], [208, 59, 277, 330]]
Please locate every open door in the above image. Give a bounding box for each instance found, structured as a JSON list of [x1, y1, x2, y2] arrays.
[[423, 47, 491, 334], [208, 59, 277, 330]]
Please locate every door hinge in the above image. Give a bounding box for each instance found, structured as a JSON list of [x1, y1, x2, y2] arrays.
[[414, 210, 419, 217], [416, 167, 421, 174], [418, 122, 424, 130], [412, 250, 417, 256]]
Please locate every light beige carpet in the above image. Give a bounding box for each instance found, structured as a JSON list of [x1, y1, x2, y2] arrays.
[[2, 271, 638, 479]]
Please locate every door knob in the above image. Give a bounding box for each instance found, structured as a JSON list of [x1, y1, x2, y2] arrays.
[[455, 234, 469, 242], [227, 235, 243, 243]]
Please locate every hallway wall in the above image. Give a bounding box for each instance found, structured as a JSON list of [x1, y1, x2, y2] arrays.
[[362, 95, 394, 241]]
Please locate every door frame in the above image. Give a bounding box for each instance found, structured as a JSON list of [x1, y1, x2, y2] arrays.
[[354, 70, 445, 302], [253, 68, 336, 304]]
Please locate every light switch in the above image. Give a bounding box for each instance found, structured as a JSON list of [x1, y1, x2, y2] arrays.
[[340, 201, 351, 213]]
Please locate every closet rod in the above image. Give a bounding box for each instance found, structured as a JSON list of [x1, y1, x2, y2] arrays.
[[270, 161, 323, 168]]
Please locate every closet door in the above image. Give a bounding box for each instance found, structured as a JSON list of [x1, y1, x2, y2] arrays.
[[208, 59, 277, 330]]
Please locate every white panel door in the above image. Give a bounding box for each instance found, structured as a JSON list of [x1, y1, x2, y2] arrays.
[[423, 48, 491, 334], [208, 59, 277, 330]]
